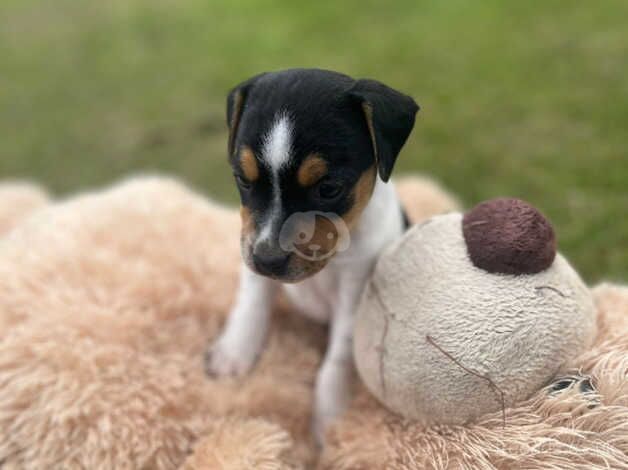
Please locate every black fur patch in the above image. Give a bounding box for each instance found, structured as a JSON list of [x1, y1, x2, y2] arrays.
[[226, 68, 419, 235]]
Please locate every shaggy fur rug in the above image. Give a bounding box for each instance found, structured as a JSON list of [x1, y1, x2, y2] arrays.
[[0, 176, 626, 469]]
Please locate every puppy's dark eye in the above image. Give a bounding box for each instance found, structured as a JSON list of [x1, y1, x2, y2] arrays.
[[316, 180, 344, 201], [235, 174, 252, 190]]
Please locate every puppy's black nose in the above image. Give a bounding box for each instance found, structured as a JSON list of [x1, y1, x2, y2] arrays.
[[252, 250, 290, 276]]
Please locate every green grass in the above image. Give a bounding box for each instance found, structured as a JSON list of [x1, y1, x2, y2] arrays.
[[1, 0, 627, 283]]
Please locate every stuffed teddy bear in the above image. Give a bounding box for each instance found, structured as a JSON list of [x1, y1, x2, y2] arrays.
[[354, 198, 598, 425]]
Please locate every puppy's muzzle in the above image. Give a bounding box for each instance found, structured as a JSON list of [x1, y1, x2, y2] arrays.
[[252, 240, 290, 277]]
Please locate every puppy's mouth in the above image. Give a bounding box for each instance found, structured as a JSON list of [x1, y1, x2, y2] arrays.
[[290, 241, 337, 262], [251, 258, 329, 283], [242, 241, 331, 283]]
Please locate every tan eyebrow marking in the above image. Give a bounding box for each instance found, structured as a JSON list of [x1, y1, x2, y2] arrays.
[[341, 165, 377, 229], [239, 146, 259, 182], [297, 154, 328, 187]]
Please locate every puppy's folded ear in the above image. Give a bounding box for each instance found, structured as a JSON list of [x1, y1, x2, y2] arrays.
[[226, 72, 267, 156], [348, 79, 419, 182]]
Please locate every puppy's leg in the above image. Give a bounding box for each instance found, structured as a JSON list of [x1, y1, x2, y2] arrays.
[[205, 262, 277, 377], [312, 273, 366, 445]]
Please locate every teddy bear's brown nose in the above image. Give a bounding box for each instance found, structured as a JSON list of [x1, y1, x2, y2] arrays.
[[462, 198, 556, 275]]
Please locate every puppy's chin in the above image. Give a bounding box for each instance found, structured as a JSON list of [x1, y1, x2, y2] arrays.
[[247, 258, 331, 283], [272, 261, 328, 284]]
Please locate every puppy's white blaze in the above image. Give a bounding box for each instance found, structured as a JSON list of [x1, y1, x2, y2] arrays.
[[257, 215, 274, 243], [257, 191, 282, 244], [256, 180, 283, 245], [262, 113, 293, 171], [257, 113, 293, 245]]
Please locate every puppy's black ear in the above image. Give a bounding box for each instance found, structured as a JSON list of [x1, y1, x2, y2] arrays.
[[348, 79, 419, 182], [226, 72, 267, 156]]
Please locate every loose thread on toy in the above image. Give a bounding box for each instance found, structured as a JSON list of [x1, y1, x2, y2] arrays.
[[535, 285, 566, 298], [425, 335, 507, 428]]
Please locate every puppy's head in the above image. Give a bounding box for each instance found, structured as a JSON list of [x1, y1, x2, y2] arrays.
[[227, 69, 418, 282]]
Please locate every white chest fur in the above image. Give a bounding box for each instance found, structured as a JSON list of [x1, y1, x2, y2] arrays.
[[282, 178, 404, 323]]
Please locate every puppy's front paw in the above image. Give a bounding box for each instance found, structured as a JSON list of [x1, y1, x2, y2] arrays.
[[312, 362, 354, 446], [204, 336, 257, 378], [312, 409, 336, 448]]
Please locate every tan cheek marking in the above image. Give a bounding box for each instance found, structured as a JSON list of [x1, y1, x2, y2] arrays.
[[312, 216, 340, 255], [240, 146, 259, 182], [288, 256, 327, 278], [342, 165, 377, 229], [297, 154, 328, 187], [240, 206, 255, 238], [288, 216, 338, 276], [293, 215, 339, 257]]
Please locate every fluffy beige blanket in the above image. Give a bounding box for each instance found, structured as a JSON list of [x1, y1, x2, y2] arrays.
[[0, 177, 625, 469]]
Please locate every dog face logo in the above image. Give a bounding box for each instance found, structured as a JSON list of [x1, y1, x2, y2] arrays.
[[279, 211, 350, 261]]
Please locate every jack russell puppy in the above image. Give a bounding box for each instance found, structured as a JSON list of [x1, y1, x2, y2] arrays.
[[205, 68, 418, 443]]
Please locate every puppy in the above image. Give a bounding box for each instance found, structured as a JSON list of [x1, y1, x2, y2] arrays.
[[205, 68, 418, 443]]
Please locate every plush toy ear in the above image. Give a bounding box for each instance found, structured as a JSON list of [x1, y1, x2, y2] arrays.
[[348, 79, 419, 182], [226, 72, 267, 156]]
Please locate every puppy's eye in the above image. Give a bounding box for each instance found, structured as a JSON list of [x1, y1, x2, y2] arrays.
[[316, 180, 344, 201], [235, 174, 252, 190]]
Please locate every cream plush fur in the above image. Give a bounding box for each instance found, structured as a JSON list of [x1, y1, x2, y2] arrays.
[[0, 182, 49, 234], [0, 176, 626, 469]]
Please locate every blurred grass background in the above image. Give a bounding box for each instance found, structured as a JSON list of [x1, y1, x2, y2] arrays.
[[0, 0, 626, 282]]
